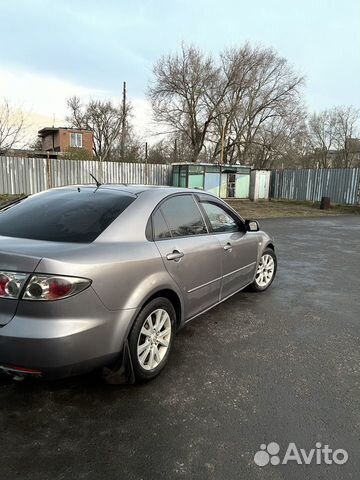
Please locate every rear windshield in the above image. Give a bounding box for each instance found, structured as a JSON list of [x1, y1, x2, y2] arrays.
[[0, 188, 135, 243]]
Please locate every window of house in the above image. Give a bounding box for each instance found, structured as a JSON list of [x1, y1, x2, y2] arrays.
[[70, 132, 83, 148]]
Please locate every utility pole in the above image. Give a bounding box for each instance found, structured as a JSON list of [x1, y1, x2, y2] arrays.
[[174, 138, 178, 162], [145, 141, 149, 185], [220, 124, 225, 164], [120, 81, 127, 160]]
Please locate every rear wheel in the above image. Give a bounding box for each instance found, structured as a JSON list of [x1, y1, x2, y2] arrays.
[[129, 297, 176, 381], [250, 248, 277, 292]]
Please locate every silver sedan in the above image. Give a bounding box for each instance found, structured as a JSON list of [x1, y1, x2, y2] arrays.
[[0, 185, 276, 382]]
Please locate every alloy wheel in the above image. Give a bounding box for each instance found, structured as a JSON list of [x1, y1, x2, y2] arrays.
[[255, 253, 275, 288], [137, 309, 172, 370]]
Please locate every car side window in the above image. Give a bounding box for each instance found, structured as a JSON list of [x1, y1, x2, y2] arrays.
[[153, 209, 172, 240], [201, 202, 240, 233], [160, 195, 207, 237]]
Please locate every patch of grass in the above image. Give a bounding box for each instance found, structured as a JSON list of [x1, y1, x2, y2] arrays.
[[0, 194, 23, 206], [226, 199, 360, 219]]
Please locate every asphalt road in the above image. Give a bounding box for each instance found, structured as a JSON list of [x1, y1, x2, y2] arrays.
[[1, 216, 360, 480]]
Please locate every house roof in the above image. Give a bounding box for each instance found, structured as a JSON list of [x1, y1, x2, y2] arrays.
[[38, 127, 93, 136]]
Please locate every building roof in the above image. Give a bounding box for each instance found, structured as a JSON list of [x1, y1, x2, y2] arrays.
[[171, 162, 246, 167], [38, 127, 93, 136], [172, 162, 251, 172]]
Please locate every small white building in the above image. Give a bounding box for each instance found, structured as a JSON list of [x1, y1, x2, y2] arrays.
[[250, 170, 271, 201]]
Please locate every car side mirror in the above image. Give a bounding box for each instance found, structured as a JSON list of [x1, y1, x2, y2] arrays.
[[245, 219, 260, 232]]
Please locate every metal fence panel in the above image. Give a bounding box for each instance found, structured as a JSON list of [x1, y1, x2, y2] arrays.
[[0, 156, 48, 195], [0, 156, 171, 195], [270, 168, 360, 205]]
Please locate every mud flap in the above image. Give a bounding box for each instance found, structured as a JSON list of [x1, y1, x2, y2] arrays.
[[102, 340, 136, 385]]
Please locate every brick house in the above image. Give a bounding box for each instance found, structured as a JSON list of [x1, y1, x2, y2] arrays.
[[38, 127, 93, 156]]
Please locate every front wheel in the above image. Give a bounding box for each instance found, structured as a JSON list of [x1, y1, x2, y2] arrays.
[[250, 248, 277, 292], [128, 297, 176, 381]]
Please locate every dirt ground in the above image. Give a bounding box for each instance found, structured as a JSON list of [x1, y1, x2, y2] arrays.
[[0, 194, 19, 204], [227, 198, 360, 219]]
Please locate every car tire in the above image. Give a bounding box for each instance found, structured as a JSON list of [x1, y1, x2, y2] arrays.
[[128, 297, 176, 382], [250, 248, 277, 292]]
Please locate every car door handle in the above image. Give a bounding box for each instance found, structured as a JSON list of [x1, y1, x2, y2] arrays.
[[166, 250, 184, 261], [223, 242, 232, 251]]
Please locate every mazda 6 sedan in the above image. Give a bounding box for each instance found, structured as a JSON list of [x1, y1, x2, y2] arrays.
[[0, 185, 276, 382]]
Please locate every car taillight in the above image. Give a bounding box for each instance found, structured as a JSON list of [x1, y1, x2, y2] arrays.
[[0, 271, 29, 299], [23, 275, 91, 301]]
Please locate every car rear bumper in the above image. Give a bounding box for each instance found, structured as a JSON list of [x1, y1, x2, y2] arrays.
[[0, 288, 138, 378]]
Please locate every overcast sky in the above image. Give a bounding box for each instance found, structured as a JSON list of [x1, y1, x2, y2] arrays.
[[0, 0, 359, 139]]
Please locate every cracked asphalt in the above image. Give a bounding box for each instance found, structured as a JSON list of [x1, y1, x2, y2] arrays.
[[1, 215, 359, 480]]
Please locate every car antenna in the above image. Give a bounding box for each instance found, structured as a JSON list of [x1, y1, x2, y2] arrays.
[[90, 173, 102, 188]]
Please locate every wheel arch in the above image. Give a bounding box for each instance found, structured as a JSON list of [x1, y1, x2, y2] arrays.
[[140, 289, 183, 329]]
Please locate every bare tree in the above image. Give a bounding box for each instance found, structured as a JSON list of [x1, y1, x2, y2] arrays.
[[281, 119, 313, 168], [149, 44, 304, 165], [303, 106, 360, 168], [148, 44, 234, 162], [28, 135, 43, 151], [208, 45, 304, 165], [0, 98, 26, 152], [332, 106, 360, 167], [146, 139, 173, 164], [66, 96, 132, 162], [207, 44, 261, 163], [244, 107, 308, 169], [148, 43, 360, 169], [307, 110, 338, 167]]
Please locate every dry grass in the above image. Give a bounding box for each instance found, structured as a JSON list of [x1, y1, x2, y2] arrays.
[[226, 199, 360, 219], [0, 194, 23, 206]]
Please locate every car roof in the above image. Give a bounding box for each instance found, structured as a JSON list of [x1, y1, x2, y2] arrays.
[[51, 184, 211, 198]]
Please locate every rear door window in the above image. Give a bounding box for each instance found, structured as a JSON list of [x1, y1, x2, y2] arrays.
[[0, 187, 135, 243], [159, 195, 207, 237], [153, 209, 171, 240]]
